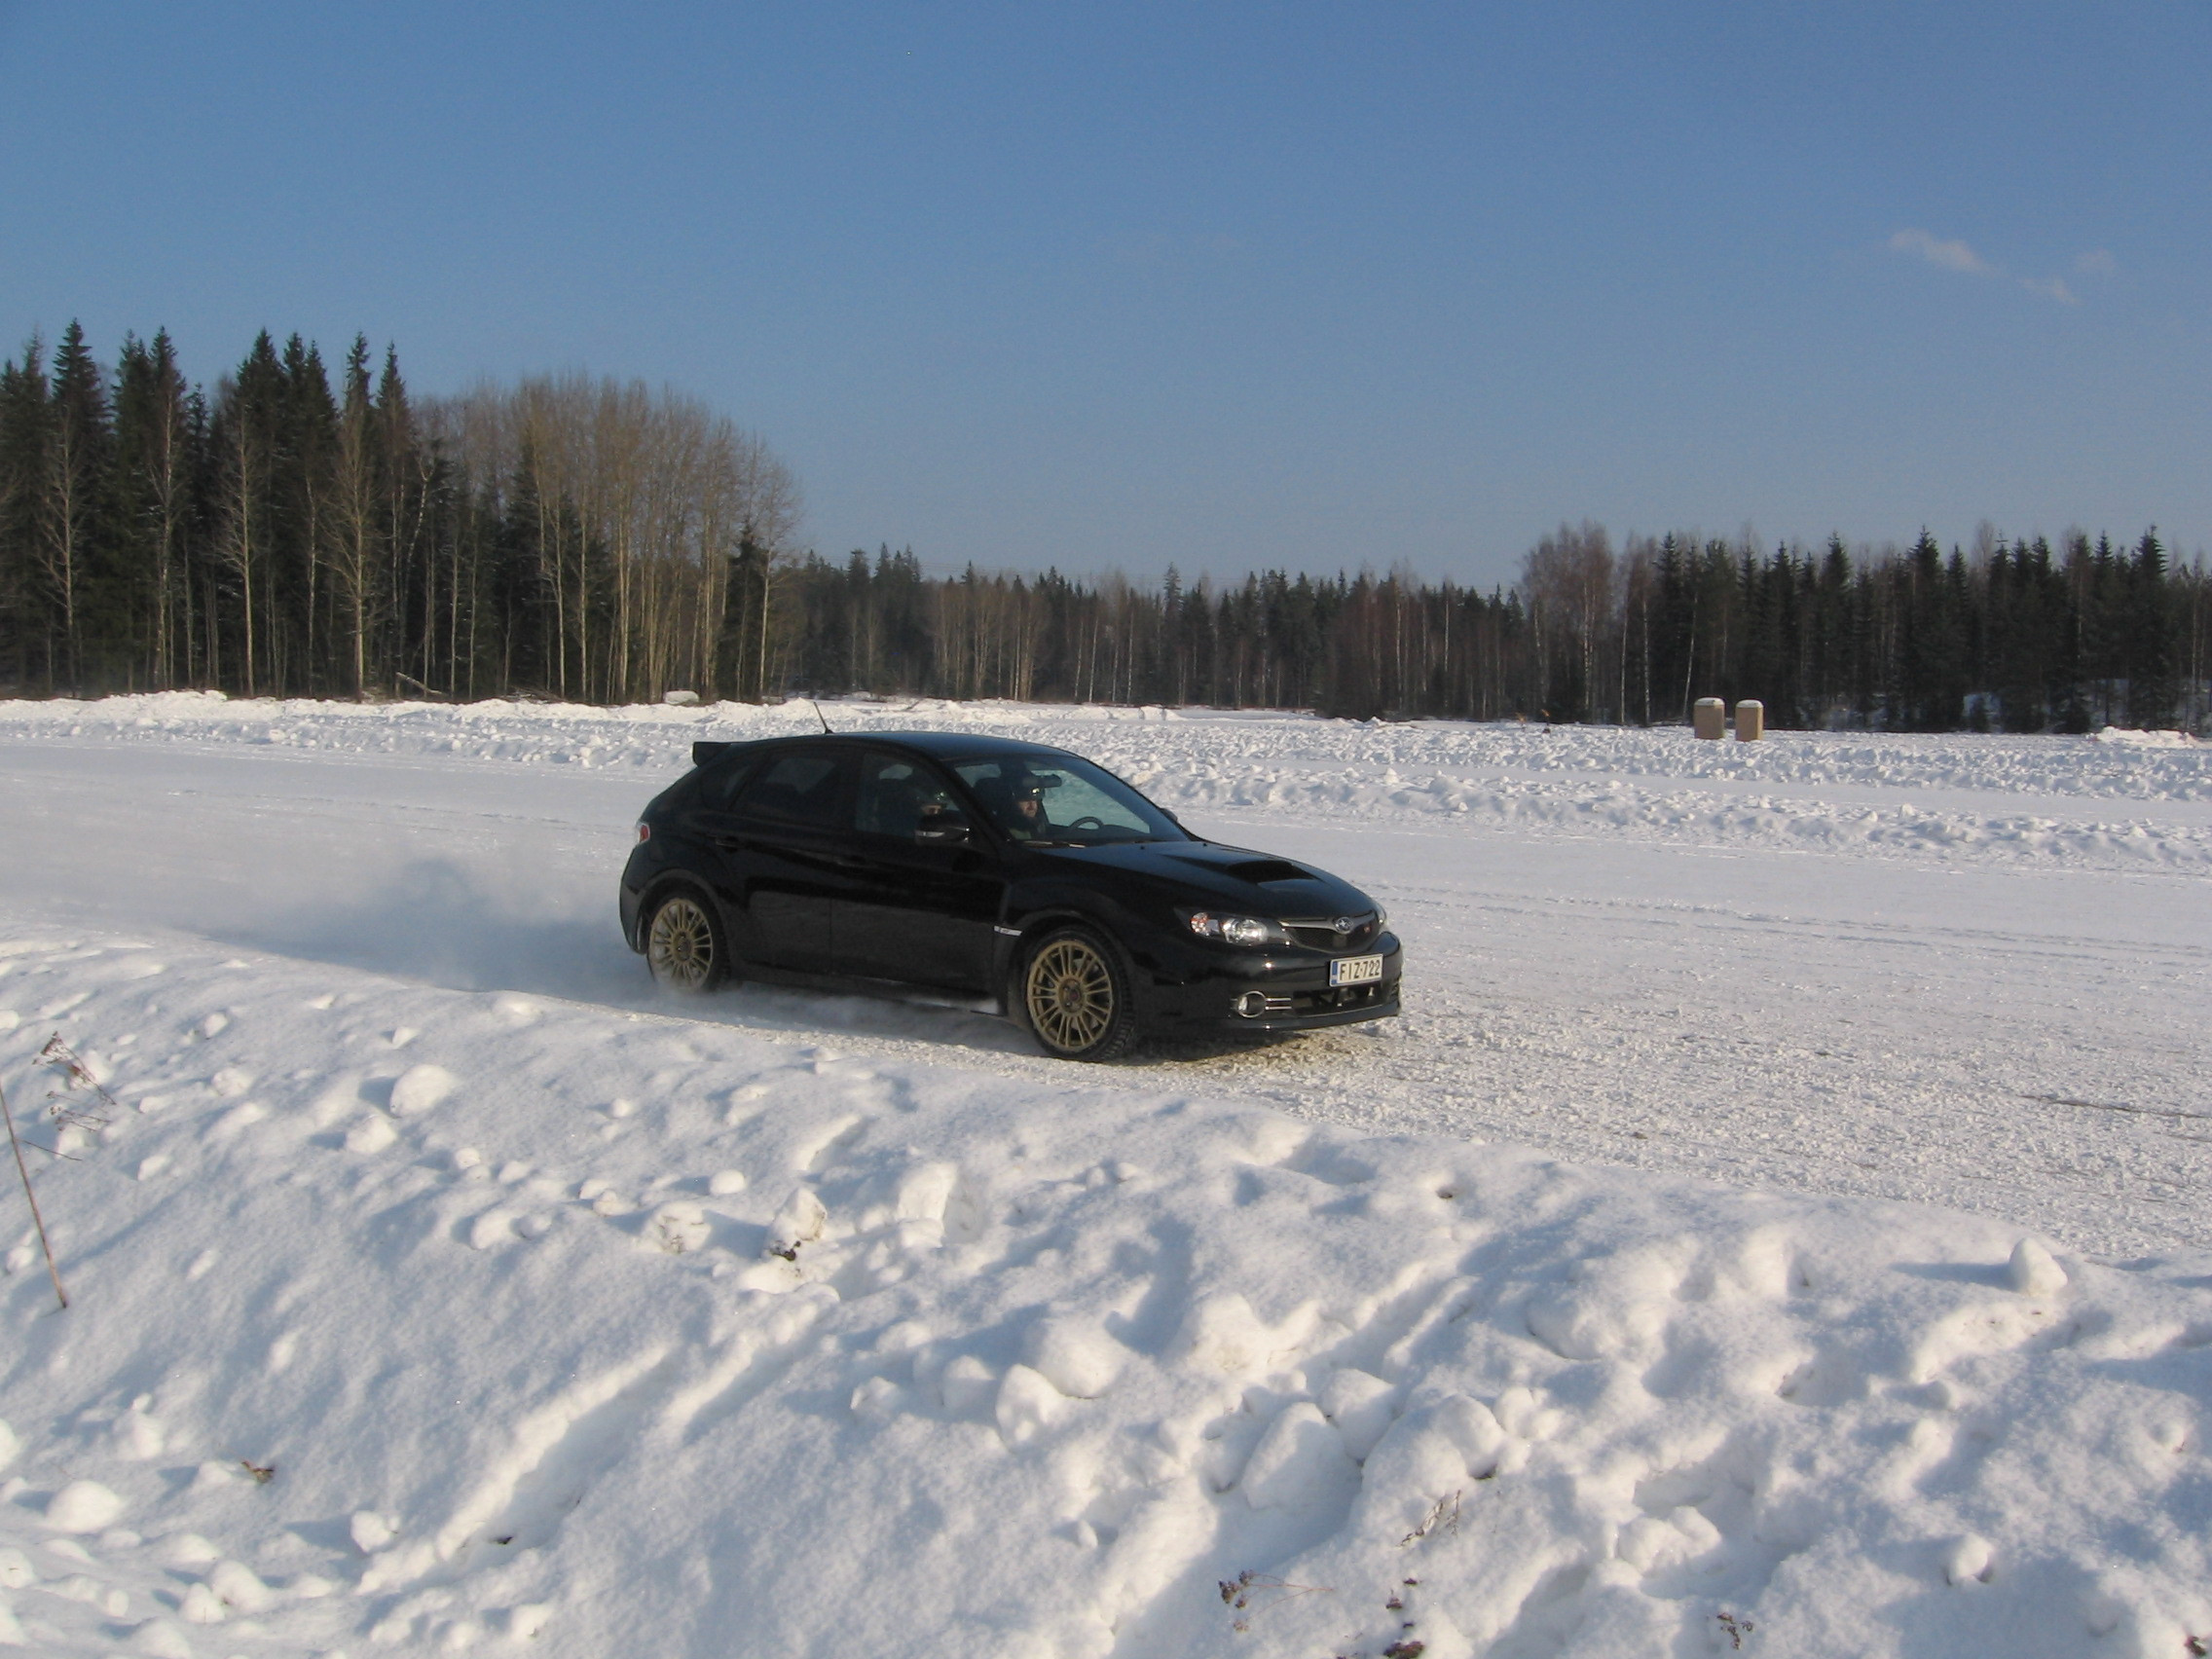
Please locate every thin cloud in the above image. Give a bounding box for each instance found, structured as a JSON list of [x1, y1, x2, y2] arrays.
[[2020, 276, 2079, 305], [2074, 248, 2117, 275], [1889, 228, 1991, 275]]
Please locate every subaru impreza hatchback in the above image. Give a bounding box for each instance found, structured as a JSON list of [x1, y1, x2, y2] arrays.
[[618, 732, 1401, 1059]]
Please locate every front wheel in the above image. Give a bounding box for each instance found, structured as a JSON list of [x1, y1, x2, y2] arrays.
[[645, 890, 728, 993], [1021, 927, 1140, 1060]]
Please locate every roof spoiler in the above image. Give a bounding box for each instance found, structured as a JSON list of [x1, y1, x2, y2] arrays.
[[692, 740, 737, 766]]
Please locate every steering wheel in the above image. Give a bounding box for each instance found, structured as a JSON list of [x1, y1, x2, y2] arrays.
[[1067, 815, 1106, 830]]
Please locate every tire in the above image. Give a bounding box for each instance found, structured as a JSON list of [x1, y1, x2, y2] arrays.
[[645, 889, 728, 993], [1021, 926, 1140, 1061]]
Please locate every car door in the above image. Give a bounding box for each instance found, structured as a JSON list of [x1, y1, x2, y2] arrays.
[[716, 748, 860, 972], [831, 749, 1006, 992]]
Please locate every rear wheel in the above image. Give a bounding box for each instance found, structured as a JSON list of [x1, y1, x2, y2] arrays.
[[1021, 927, 1139, 1060], [645, 890, 727, 992]]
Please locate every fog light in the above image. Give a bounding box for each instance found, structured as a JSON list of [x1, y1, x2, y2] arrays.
[[1235, 991, 1268, 1017]]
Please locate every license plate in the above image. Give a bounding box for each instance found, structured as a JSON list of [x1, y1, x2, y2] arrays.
[[1330, 954, 1383, 987]]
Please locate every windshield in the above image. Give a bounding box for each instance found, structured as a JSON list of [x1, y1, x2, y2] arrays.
[[950, 754, 1185, 845]]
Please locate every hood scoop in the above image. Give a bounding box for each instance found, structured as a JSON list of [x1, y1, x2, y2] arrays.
[[1174, 855, 1312, 886]]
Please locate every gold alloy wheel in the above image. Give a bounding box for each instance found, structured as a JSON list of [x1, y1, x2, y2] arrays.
[[646, 895, 718, 991], [1025, 936, 1116, 1053]]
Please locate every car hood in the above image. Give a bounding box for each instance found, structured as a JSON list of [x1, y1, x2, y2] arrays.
[[1038, 838, 1374, 917]]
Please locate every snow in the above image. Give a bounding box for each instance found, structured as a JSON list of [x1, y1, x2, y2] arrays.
[[0, 693, 2208, 1657], [41, 1481, 124, 1534]]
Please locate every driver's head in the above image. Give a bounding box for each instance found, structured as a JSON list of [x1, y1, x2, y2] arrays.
[[1012, 779, 1044, 822]]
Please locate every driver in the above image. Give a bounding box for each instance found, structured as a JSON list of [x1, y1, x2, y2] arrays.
[[1008, 776, 1054, 839]]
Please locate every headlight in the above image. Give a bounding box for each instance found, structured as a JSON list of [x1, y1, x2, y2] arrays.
[[1185, 910, 1288, 948]]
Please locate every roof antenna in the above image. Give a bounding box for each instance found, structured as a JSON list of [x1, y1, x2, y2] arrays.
[[809, 699, 832, 734]]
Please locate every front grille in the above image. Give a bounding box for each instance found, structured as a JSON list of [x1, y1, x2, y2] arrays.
[[1282, 912, 1382, 953]]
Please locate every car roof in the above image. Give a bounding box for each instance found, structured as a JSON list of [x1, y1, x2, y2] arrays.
[[866, 730, 1070, 760], [698, 730, 1071, 764]]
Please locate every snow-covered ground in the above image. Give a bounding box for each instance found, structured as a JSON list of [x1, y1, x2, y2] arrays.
[[0, 694, 2206, 1657]]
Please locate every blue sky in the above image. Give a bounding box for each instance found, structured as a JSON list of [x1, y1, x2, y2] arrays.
[[3, 2, 2205, 585]]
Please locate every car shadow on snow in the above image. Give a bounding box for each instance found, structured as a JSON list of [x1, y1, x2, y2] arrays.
[[205, 857, 1038, 1057], [212, 856, 1358, 1068]]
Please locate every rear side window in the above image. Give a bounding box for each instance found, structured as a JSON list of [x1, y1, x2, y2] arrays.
[[735, 753, 849, 829], [695, 757, 757, 812]]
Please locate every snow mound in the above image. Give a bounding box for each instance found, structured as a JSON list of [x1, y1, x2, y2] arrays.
[[42, 1481, 125, 1533], [2, 936, 2211, 1656], [2093, 724, 2200, 747]]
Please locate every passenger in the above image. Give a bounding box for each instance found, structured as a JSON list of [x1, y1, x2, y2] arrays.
[[914, 788, 965, 841]]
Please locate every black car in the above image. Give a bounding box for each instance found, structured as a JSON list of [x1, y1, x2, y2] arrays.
[[617, 731, 1401, 1060]]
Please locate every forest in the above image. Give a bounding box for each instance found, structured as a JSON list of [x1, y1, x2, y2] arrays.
[[0, 323, 798, 708], [3, 323, 2207, 732]]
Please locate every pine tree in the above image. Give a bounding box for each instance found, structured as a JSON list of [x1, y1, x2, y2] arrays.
[[42, 322, 111, 689], [1894, 531, 1950, 728], [0, 336, 53, 688], [325, 338, 382, 696], [209, 333, 288, 694], [374, 346, 426, 697], [111, 330, 196, 688], [274, 334, 338, 694], [2127, 529, 2178, 728]]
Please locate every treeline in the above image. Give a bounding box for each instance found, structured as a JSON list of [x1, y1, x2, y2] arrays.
[[5, 324, 2208, 731], [1520, 522, 2211, 733], [772, 524, 2210, 732], [0, 323, 798, 703]]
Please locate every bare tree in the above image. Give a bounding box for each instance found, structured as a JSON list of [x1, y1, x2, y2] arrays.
[[1521, 520, 1615, 720]]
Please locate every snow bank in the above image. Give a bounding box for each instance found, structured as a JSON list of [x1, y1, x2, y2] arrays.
[[4, 932, 2212, 1657], [7, 692, 2208, 875]]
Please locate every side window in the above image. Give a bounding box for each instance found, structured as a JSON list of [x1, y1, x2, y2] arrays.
[[853, 752, 958, 840], [696, 758, 756, 812], [1024, 769, 1149, 833], [949, 754, 1170, 841], [735, 753, 850, 829]]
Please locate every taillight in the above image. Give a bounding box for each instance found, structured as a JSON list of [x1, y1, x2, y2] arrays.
[[636, 822, 651, 842]]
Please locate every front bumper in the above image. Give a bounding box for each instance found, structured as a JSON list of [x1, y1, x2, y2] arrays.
[[1138, 934, 1404, 1035], [1168, 985, 1402, 1035]]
